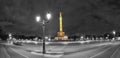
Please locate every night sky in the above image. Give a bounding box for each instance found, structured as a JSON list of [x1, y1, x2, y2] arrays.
[[0, 0, 120, 36]]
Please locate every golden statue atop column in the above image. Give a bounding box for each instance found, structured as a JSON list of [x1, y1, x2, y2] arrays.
[[55, 11, 68, 40]]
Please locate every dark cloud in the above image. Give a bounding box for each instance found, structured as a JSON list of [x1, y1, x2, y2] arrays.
[[0, 0, 120, 36]]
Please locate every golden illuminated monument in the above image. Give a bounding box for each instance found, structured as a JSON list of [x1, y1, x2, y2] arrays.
[[55, 12, 68, 40]]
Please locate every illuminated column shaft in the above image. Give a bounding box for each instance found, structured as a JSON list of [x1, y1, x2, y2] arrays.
[[60, 12, 63, 32]]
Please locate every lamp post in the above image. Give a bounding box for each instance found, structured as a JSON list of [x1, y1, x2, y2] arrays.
[[112, 30, 116, 40], [8, 33, 12, 44], [36, 12, 52, 54]]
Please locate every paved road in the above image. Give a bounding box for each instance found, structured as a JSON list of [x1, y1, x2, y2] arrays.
[[0, 44, 26, 58], [0, 41, 120, 58], [62, 41, 120, 58], [90, 43, 120, 58]]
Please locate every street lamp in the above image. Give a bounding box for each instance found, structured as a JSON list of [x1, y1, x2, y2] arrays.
[[8, 33, 13, 44], [112, 30, 116, 40], [36, 16, 41, 22], [112, 30, 116, 35], [46, 12, 51, 20], [36, 12, 52, 54]]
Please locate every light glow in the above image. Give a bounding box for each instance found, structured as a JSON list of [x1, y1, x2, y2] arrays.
[[36, 16, 41, 22], [46, 13, 51, 20], [112, 30, 116, 35]]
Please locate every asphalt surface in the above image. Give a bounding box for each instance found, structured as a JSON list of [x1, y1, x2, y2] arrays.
[[90, 43, 120, 58], [0, 44, 26, 58], [0, 41, 120, 58]]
